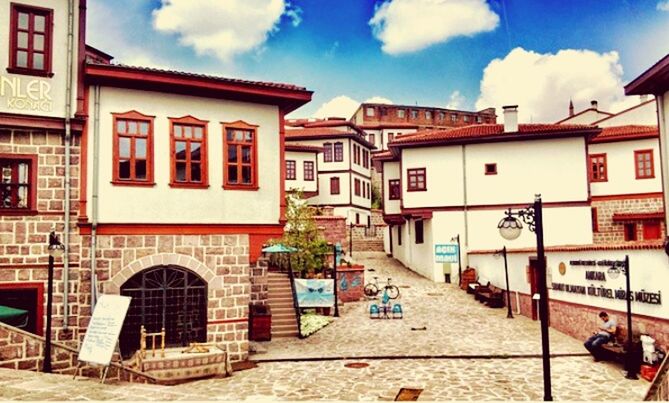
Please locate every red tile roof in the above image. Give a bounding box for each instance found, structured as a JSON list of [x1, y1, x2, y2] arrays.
[[590, 125, 658, 143], [372, 150, 397, 161], [284, 143, 323, 153], [590, 99, 656, 125], [285, 128, 376, 149], [554, 108, 613, 124], [359, 123, 419, 130], [612, 211, 664, 221], [389, 123, 598, 147], [468, 240, 664, 255]]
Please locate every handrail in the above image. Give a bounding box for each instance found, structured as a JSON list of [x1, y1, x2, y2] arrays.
[[645, 353, 669, 400], [286, 260, 304, 339]]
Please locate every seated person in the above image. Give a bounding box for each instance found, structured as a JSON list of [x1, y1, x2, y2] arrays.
[[584, 311, 617, 361]]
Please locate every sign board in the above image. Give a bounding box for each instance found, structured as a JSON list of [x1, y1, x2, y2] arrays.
[[435, 244, 459, 263], [294, 279, 334, 308], [78, 294, 131, 366]]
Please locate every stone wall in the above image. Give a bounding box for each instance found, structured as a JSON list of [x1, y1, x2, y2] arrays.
[[314, 207, 347, 248], [593, 197, 665, 243], [250, 258, 269, 306], [86, 234, 251, 362]]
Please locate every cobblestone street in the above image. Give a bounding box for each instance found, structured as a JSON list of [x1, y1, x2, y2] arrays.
[[0, 253, 651, 401]]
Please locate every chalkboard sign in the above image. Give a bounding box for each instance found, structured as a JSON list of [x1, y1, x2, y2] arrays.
[[78, 294, 131, 366]]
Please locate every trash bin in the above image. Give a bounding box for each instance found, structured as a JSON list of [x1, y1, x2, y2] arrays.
[[249, 303, 272, 341], [641, 335, 657, 364]]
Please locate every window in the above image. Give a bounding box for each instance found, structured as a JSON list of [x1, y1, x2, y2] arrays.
[[388, 133, 395, 143], [171, 116, 208, 187], [464, 115, 470, 123], [407, 168, 426, 191], [411, 110, 418, 119], [635, 150, 654, 179], [389, 179, 401, 200], [366, 183, 371, 199], [286, 160, 296, 180], [330, 177, 340, 194], [352, 145, 358, 165], [476, 116, 482, 123], [363, 150, 369, 169], [366, 107, 375, 117], [415, 220, 424, 244], [644, 221, 662, 240], [380, 108, 387, 116], [354, 178, 361, 196], [397, 226, 402, 245], [224, 121, 257, 189], [589, 154, 607, 182], [1, 155, 36, 213], [485, 163, 497, 175], [451, 114, 457, 122], [624, 223, 637, 241], [438, 112, 445, 121], [334, 142, 344, 162], [9, 4, 53, 76], [369, 133, 375, 146], [591, 208, 598, 233], [397, 109, 405, 118], [304, 161, 314, 181], [356, 213, 360, 225], [425, 111, 432, 119], [113, 111, 154, 185], [356, 145, 361, 165], [323, 142, 333, 162]]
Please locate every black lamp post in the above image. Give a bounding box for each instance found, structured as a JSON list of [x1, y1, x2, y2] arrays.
[[332, 243, 339, 318], [43, 228, 65, 373], [451, 234, 462, 287], [494, 246, 513, 319], [498, 194, 551, 401], [609, 255, 637, 380]]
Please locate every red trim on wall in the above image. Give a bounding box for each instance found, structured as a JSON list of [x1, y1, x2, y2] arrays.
[[591, 192, 663, 201], [401, 199, 590, 215], [77, 223, 284, 236], [0, 113, 84, 132], [0, 282, 44, 336], [78, 86, 89, 221], [207, 318, 248, 325], [468, 240, 664, 254], [76, 0, 87, 115]]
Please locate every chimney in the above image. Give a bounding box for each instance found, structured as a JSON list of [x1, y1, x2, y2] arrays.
[[590, 100, 598, 110], [568, 100, 574, 117], [503, 105, 518, 133]]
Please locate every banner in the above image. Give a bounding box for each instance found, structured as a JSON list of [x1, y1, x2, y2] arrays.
[[435, 244, 459, 263], [294, 279, 334, 308]]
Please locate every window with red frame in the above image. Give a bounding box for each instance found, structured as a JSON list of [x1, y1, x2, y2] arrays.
[[113, 112, 154, 185], [353, 144, 359, 165], [224, 124, 257, 188], [635, 150, 654, 179], [389, 179, 400, 200], [354, 178, 361, 196], [330, 177, 340, 194], [388, 133, 394, 143], [286, 160, 296, 180], [363, 150, 369, 168], [589, 154, 607, 182], [171, 117, 208, 187], [304, 161, 314, 181], [485, 163, 497, 175], [334, 142, 344, 162], [624, 223, 637, 241], [1, 155, 36, 212], [9, 4, 53, 76], [323, 142, 333, 162], [369, 133, 375, 146], [415, 220, 424, 244], [407, 168, 426, 191], [644, 221, 661, 240]]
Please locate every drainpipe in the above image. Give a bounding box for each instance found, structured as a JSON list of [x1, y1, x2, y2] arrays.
[[91, 86, 101, 307], [656, 94, 669, 247], [62, 0, 76, 329], [461, 145, 470, 269]]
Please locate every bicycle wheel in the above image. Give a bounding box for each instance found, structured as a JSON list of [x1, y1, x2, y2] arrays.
[[364, 283, 379, 298], [386, 285, 400, 299]]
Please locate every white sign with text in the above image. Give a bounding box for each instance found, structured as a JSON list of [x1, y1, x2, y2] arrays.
[[78, 294, 131, 366]]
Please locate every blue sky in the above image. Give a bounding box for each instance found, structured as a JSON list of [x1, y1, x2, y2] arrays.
[[87, 0, 669, 121]]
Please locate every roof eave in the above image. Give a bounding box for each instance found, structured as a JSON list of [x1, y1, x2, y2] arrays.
[[625, 54, 669, 96]]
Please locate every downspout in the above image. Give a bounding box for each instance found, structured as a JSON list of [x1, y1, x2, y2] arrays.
[[62, 0, 76, 329], [656, 94, 669, 240], [461, 145, 469, 269], [91, 86, 101, 307]]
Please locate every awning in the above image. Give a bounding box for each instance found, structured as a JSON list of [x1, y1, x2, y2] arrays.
[[0, 305, 29, 328], [261, 244, 298, 253], [612, 212, 664, 222]]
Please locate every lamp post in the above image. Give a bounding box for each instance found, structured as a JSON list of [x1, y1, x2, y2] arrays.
[[497, 194, 551, 401], [451, 235, 462, 287], [609, 255, 637, 380], [494, 246, 513, 319], [43, 228, 65, 373], [332, 243, 340, 318]]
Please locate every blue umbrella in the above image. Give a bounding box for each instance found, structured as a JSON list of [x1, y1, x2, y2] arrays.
[[262, 244, 298, 253]]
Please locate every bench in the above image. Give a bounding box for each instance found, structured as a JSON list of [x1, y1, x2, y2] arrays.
[[600, 327, 642, 371], [474, 283, 505, 308]]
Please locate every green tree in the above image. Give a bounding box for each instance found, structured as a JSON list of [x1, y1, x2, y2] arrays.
[[270, 191, 330, 277], [371, 182, 383, 209]]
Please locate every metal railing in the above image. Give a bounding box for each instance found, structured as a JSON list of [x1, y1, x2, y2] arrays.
[[286, 261, 304, 339], [645, 354, 669, 400]]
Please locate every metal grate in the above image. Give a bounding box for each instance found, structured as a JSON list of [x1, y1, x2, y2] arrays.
[[119, 265, 207, 358]]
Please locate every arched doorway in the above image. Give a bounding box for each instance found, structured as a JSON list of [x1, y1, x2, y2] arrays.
[[119, 265, 207, 357]]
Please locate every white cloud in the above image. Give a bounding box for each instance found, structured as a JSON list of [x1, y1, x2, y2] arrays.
[[369, 0, 499, 55], [475, 47, 627, 122], [153, 0, 301, 62], [658, 1, 669, 11], [312, 95, 394, 119], [446, 90, 466, 109]]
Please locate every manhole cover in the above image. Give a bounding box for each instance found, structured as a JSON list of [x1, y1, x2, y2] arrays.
[[344, 362, 369, 369], [395, 388, 423, 401]]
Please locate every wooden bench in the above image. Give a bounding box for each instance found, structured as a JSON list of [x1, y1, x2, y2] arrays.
[[474, 283, 505, 308], [600, 327, 642, 371]]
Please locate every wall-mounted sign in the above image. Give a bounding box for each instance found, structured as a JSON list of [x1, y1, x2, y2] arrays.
[[552, 282, 661, 305], [435, 244, 458, 263], [585, 271, 606, 281], [0, 75, 53, 112], [569, 259, 626, 268]]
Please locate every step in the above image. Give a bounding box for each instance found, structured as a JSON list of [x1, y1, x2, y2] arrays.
[[272, 324, 299, 332], [267, 285, 292, 291], [267, 289, 293, 296], [270, 309, 296, 316], [272, 331, 299, 338], [269, 301, 294, 309], [267, 296, 294, 303]]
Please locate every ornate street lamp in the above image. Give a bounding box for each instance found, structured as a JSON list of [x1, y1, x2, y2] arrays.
[[497, 194, 552, 401], [494, 246, 513, 319], [607, 255, 638, 380], [43, 228, 65, 373]]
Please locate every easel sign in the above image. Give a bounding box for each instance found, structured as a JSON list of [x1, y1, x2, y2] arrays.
[[75, 294, 131, 382]]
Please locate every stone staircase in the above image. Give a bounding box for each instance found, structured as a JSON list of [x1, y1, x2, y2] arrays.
[[267, 272, 299, 338]]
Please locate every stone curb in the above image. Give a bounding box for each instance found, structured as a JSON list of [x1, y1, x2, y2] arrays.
[[250, 352, 591, 363]]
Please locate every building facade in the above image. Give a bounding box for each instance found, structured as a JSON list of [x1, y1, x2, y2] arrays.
[[284, 144, 321, 197], [351, 102, 497, 130]]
